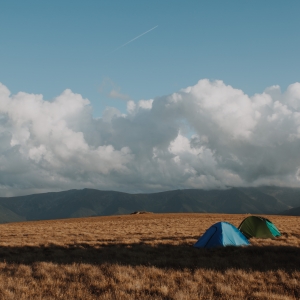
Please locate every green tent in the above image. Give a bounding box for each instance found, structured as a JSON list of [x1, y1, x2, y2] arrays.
[[238, 216, 281, 239]]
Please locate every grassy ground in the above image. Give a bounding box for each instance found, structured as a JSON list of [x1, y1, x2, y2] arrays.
[[0, 213, 299, 299]]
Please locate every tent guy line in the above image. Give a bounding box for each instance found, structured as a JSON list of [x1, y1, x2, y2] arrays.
[[112, 25, 158, 52]]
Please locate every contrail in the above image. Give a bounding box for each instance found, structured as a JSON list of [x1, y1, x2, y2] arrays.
[[113, 25, 158, 52]]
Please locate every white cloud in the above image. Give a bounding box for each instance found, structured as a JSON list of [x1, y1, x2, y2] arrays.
[[138, 99, 153, 110], [1, 79, 300, 196], [108, 89, 130, 100]]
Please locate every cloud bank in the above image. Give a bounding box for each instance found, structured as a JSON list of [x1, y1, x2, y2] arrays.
[[1, 79, 300, 196]]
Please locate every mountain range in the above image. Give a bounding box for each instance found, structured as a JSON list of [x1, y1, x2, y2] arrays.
[[0, 186, 299, 223]]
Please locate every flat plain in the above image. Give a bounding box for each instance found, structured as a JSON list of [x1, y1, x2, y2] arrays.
[[0, 213, 299, 299]]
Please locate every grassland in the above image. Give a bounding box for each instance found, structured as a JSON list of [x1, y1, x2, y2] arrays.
[[0, 213, 299, 299]]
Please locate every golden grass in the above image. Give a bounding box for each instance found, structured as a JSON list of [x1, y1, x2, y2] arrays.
[[0, 213, 299, 299]]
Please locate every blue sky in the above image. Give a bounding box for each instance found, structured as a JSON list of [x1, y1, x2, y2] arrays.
[[1, 1, 300, 196], [1, 1, 300, 116]]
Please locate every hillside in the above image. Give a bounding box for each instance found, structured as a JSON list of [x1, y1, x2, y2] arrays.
[[0, 213, 299, 299], [257, 186, 300, 207], [281, 206, 300, 216], [0, 186, 299, 223]]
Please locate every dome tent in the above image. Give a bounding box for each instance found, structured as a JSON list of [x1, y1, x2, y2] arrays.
[[238, 216, 281, 239], [193, 222, 250, 249]]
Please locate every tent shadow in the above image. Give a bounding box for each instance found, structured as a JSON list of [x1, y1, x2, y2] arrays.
[[0, 243, 299, 273]]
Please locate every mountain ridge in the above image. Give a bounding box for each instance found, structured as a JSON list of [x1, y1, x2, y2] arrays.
[[0, 186, 299, 223]]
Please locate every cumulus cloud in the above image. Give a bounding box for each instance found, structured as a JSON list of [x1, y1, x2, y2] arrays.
[[1, 79, 300, 196]]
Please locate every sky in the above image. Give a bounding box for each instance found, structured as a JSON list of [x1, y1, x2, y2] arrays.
[[1, 1, 300, 196]]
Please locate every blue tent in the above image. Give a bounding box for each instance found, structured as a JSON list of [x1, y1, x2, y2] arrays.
[[194, 222, 250, 249]]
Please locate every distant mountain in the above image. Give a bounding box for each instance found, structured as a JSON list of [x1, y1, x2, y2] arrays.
[[257, 186, 300, 207], [280, 206, 300, 216], [0, 187, 299, 223]]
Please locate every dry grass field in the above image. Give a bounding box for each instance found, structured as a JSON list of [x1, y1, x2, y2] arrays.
[[0, 213, 299, 299]]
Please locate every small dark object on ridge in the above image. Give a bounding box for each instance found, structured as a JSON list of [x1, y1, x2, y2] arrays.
[[130, 211, 153, 215]]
